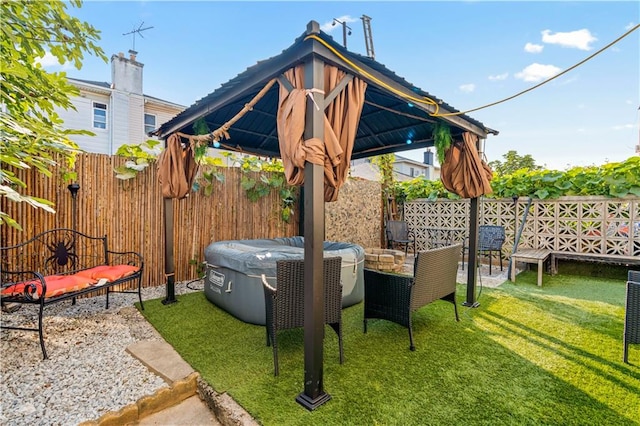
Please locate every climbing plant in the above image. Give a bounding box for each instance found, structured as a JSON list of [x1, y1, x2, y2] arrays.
[[231, 154, 297, 222], [114, 140, 296, 222], [371, 154, 396, 218], [393, 156, 640, 206], [113, 140, 162, 180]]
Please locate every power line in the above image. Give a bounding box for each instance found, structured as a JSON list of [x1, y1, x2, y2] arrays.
[[437, 24, 640, 117]]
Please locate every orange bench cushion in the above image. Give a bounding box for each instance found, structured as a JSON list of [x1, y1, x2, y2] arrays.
[[2, 274, 96, 299], [1, 265, 139, 299], [75, 265, 140, 281]]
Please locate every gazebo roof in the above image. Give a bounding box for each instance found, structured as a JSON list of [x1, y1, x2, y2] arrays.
[[155, 21, 497, 158]]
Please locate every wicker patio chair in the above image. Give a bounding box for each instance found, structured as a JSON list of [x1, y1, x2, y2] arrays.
[[478, 225, 506, 274], [261, 256, 343, 376], [386, 220, 416, 255], [426, 227, 454, 250], [624, 270, 640, 364], [364, 243, 461, 351]]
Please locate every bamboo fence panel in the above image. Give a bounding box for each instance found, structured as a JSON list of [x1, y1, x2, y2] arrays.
[[1, 154, 300, 289]]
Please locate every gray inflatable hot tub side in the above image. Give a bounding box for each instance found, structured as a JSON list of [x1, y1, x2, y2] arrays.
[[203, 237, 364, 325]]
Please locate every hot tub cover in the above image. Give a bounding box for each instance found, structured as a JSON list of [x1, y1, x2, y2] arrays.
[[204, 236, 364, 278]]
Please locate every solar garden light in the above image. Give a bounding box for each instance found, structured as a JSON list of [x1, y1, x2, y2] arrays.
[[67, 183, 80, 232]]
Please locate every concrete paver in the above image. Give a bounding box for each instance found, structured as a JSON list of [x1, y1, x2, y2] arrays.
[[126, 340, 220, 426], [127, 340, 195, 383], [136, 395, 220, 426]]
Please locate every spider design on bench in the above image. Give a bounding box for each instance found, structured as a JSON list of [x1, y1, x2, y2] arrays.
[[45, 234, 79, 269]]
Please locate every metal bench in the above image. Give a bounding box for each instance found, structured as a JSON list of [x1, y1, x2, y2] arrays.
[[1, 228, 144, 359]]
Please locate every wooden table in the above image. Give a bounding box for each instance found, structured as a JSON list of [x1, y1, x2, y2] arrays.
[[510, 248, 551, 287]]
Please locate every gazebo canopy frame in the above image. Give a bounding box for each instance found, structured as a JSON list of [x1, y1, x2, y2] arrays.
[[155, 20, 497, 410]]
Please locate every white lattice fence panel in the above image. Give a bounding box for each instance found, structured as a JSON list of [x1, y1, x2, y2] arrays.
[[405, 199, 468, 251], [405, 201, 429, 251], [405, 196, 639, 261]]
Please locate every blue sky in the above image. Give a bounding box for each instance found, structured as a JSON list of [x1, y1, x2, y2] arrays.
[[47, 1, 639, 170]]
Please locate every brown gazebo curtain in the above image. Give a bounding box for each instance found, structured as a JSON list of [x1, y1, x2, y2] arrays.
[[157, 133, 198, 199], [277, 64, 367, 202], [440, 132, 493, 199]]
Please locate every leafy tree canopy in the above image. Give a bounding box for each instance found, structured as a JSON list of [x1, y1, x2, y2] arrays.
[[488, 150, 542, 176], [1, 0, 106, 230]]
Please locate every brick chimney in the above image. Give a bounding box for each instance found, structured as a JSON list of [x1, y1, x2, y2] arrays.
[[424, 149, 434, 166], [110, 50, 143, 95]]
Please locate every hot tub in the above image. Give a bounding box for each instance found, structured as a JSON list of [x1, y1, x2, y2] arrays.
[[203, 237, 364, 325]]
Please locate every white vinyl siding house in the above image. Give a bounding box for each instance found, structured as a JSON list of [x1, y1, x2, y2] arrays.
[[56, 51, 184, 155], [349, 152, 440, 182]]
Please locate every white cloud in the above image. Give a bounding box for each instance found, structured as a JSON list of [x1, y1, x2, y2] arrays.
[[488, 72, 509, 81], [320, 15, 358, 33], [515, 63, 562, 82], [35, 51, 71, 70], [524, 43, 544, 53], [612, 124, 635, 130], [459, 83, 475, 93], [35, 51, 60, 67], [541, 29, 597, 51], [625, 22, 637, 30]]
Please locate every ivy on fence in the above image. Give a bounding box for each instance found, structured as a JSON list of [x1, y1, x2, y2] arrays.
[[394, 156, 640, 206], [115, 141, 297, 222]]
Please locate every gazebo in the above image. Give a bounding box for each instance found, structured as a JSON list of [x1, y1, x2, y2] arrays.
[[155, 20, 497, 410]]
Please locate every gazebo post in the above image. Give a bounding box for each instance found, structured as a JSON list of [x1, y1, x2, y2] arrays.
[[162, 197, 177, 305], [296, 22, 330, 411], [464, 197, 480, 307]]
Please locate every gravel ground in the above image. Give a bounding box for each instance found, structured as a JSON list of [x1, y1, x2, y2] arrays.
[[0, 281, 203, 426]]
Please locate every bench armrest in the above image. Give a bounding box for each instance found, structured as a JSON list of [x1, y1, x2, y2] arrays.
[[1, 270, 46, 302]]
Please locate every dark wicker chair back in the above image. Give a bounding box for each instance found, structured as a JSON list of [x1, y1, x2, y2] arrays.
[[411, 243, 461, 311], [262, 256, 343, 376], [385, 220, 416, 255], [624, 270, 640, 363], [478, 225, 506, 275], [364, 243, 461, 351]]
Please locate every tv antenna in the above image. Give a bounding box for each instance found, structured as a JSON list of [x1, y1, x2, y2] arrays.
[[123, 22, 154, 51]]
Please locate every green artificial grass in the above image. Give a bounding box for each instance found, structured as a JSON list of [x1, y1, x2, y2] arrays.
[[139, 271, 640, 425]]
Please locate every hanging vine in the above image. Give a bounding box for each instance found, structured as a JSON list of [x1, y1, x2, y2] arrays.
[[233, 155, 297, 222], [114, 140, 296, 222], [113, 139, 162, 180], [432, 122, 452, 165]]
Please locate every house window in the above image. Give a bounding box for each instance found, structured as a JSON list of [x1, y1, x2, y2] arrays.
[[93, 102, 107, 129], [144, 113, 156, 135]]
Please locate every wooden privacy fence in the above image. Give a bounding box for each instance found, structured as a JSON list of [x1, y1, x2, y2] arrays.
[[1, 153, 299, 288], [404, 196, 640, 263]]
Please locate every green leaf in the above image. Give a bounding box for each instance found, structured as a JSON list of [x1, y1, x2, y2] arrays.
[[1, 0, 106, 229]]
